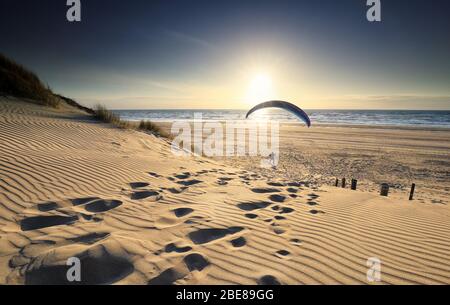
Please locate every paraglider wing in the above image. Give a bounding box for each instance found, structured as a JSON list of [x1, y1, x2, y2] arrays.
[[245, 100, 311, 127]]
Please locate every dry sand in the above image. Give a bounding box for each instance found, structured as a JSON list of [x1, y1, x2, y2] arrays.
[[222, 123, 450, 205], [0, 97, 449, 284]]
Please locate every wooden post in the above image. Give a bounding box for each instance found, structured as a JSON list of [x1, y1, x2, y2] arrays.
[[341, 178, 346, 188], [335, 178, 339, 187], [409, 183, 416, 200], [380, 183, 389, 196], [351, 179, 357, 190]]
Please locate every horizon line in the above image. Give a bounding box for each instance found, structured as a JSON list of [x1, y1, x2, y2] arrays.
[[108, 108, 450, 112]]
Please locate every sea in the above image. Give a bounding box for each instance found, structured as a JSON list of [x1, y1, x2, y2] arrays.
[[113, 109, 450, 128]]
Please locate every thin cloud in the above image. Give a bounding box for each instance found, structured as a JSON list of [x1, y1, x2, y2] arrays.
[[314, 94, 450, 110], [343, 94, 450, 102], [163, 29, 216, 50]]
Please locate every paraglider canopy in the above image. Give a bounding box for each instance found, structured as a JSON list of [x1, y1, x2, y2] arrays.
[[245, 100, 311, 127]]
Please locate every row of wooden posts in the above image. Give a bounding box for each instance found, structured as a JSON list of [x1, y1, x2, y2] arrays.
[[335, 178, 416, 200]]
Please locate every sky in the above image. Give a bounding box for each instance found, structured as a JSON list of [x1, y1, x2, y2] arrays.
[[1, 0, 449, 110]]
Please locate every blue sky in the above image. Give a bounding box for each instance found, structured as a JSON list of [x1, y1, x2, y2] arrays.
[[1, 0, 449, 109]]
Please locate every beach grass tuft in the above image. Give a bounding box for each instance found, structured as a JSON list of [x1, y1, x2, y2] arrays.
[[138, 120, 160, 133], [139, 119, 171, 138], [0, 53, 168, 138], [0, 53, 60, 107], [94, 105, 168, 137], [93, 105, 131, 129]]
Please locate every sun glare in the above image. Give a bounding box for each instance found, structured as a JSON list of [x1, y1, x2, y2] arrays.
[[245, 72, 276, 105]]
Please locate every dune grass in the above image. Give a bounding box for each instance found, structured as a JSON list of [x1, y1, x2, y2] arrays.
[[56, 94, 95, 114], [0, 53, 167, 138], [0, 53, 59, 107], [139, 119, 171, 138], [93, 105, 131, 129], [94, 105, 168, 137], [138, 120, 161, 133]]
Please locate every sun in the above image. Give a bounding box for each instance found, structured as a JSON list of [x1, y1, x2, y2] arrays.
[[245, 72, 276, 105]]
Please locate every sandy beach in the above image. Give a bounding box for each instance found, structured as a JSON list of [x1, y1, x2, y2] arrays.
[[1, 97, 449, 285], [224, 123, 450, 205], [157, 121, 450, 205]]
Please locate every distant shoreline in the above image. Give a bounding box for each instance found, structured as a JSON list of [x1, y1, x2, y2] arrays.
[[125, 119, 450, 132], [113, 109, 450, 130], [110, 108, 450, 112], [280, 122, 450, 131]]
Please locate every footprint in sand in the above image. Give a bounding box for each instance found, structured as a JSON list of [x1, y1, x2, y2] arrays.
[[20, 215, 78, 231], [164, 186, 188, 194], [174, 172, 191, 179], [148, 268, 183, 285], [230, 236, 246, 248], [149, 172, 162, 178], [80, 213, 103, 222], [25, 196, 118, 231], [177, 179, 203, 186], [279, 207, 295, 214], [310, 209, 325, 215], [37, 202, 59, 212], [286, 187, 298, 193], [258, 275, 281, 285], [269, 194, 287, 203], [71, 197, 101, 206], [272, 227, 287, 235], [308, 193, 320, 199], [289, 194, 298, 198], [184, 253, 210, 272], [165, 243, 193, 254], [155, 208, 196, 228], [251, 188, 281, 194], [172, 208, 194, 218], [131, 190, 162, 201], [25, 244, 134, 285], [244, 213, 258, 219], [290, 238, 302, 246], [69, 232, 110, 245], [238, 201, 272, 211], [267, 182, 285, 187], [184, 218, 209, 225], [188, 227, 244, 245], [148, 253, 210, 285], [239, 173, 252, 181], [270, 220, 290, 235], [129, 182, 150, 189], [85, 199, 122, 213], [217, 177, 234, 186], [275, 250, 291, 259]]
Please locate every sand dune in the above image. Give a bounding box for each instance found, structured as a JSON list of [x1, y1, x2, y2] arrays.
[[0, 97, 449, 284]]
